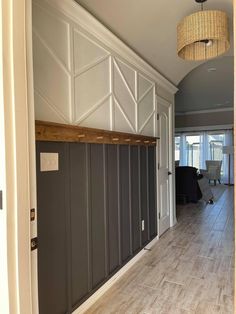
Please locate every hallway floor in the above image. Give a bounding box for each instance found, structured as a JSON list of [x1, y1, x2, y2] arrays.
[[86, 185, 234, 314]]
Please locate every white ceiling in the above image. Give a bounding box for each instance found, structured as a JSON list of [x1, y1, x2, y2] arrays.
[[74, 0, 233, 86]]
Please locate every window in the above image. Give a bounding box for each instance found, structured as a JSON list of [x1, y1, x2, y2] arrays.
[[175, 130, 233, 183], [210, 141, 223, 160], [175, 136, 180, 161], [208, 133, 224, 161], [186, 135, 201, 169]]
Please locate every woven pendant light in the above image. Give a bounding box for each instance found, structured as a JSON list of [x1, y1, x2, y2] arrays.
[[177, 0, 230, 61]]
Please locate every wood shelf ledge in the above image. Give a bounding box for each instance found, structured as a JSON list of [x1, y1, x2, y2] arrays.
[[35, 121, 159, 146]]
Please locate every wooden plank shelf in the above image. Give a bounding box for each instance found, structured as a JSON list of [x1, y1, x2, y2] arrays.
[[35, 121, 159, 146]]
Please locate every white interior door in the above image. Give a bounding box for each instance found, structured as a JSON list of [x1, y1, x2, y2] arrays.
[[157, 97, 172, 236]]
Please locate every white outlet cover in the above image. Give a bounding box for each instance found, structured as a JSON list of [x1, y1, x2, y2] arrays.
[[141, 220, 145, 231], [40, 153, 59, 172]]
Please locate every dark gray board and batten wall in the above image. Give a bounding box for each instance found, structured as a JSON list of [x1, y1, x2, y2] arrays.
[[36, 141, 157, 314]]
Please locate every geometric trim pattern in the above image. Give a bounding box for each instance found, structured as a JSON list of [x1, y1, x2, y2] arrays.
[[33, 0, 157, 137], [113, 57, 155, 135]]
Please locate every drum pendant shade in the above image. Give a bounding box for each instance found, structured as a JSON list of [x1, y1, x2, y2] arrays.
[[177, 10, 230, 61]]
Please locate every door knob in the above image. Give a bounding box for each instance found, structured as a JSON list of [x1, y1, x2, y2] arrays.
[[168, 171, 172, 175]]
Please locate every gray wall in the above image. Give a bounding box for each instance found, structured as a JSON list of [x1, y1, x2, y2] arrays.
[[36, 141, 157, 314], [175, 110, 233, 129]]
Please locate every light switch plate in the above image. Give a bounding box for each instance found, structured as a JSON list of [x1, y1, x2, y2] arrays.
[[40, 153, 59, 172]]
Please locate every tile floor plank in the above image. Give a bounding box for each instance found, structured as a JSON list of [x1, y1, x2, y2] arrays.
[[85, 186, 234, 314]]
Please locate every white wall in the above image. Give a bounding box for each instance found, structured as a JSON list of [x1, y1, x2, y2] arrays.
[[32, 0, 177, 137]]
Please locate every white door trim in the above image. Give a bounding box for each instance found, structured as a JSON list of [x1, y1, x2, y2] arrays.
[[156, 95, 177, 233], [0, 0, 9, 311], [26, 0, 39, 312], [169, 99, 177, 228], [1, 0, 34, 313]]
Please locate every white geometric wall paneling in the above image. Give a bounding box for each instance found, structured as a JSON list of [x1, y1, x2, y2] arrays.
[[73, 29, 110, 74], [112, 57, 156, 136], [73, 28, 112, 129], [138, 73, 155, 136], [34, 89, 68, 124], [33, 2, 72, 124], [138, 73, 153, 100], [33, 31, 72, 123], [115, 58, 136, 98], [32, 0, 161, 137], [113, 58, 137, 133], [113, 97, 135, 134], [33, 2, 71, 71]]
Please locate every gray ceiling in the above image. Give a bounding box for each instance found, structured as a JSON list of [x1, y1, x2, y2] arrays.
[[74, 0, 233, 86], [175, 56, 233, 113]]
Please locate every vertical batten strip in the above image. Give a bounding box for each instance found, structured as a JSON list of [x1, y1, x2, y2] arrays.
[[119, 145, 129, 262], [146, 147, 150, 241], [130, 146, 141, 253], [138, 146, 142, 248], [106, 144, 120, 273], [154, 147, 158, 236], [103, 144, 108, 278], [128, 146, 133, 255], [86, 144, 92, 292], [65, 143, 72, 312], [117, 145, 122, 266]]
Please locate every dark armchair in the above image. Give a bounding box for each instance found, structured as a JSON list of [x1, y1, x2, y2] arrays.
[[176, 166, 202, 203]]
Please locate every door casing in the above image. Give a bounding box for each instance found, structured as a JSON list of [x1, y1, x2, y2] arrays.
[[156, 95, 176, 236], [0, 0, 37, 313]]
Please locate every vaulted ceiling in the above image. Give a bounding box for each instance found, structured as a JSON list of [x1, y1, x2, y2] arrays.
[[75, 0, 233, 86], [176, 56, 234, 113]]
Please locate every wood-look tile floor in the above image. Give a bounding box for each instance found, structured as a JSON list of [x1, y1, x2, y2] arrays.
[[86, 186, 234, 314]]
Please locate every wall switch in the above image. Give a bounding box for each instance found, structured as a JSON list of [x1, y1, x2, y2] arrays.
[[40, 153, 59, 172], [141, 220, 145, 231]]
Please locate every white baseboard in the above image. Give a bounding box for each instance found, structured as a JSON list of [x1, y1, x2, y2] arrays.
[[72, 236, 159, 314]]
